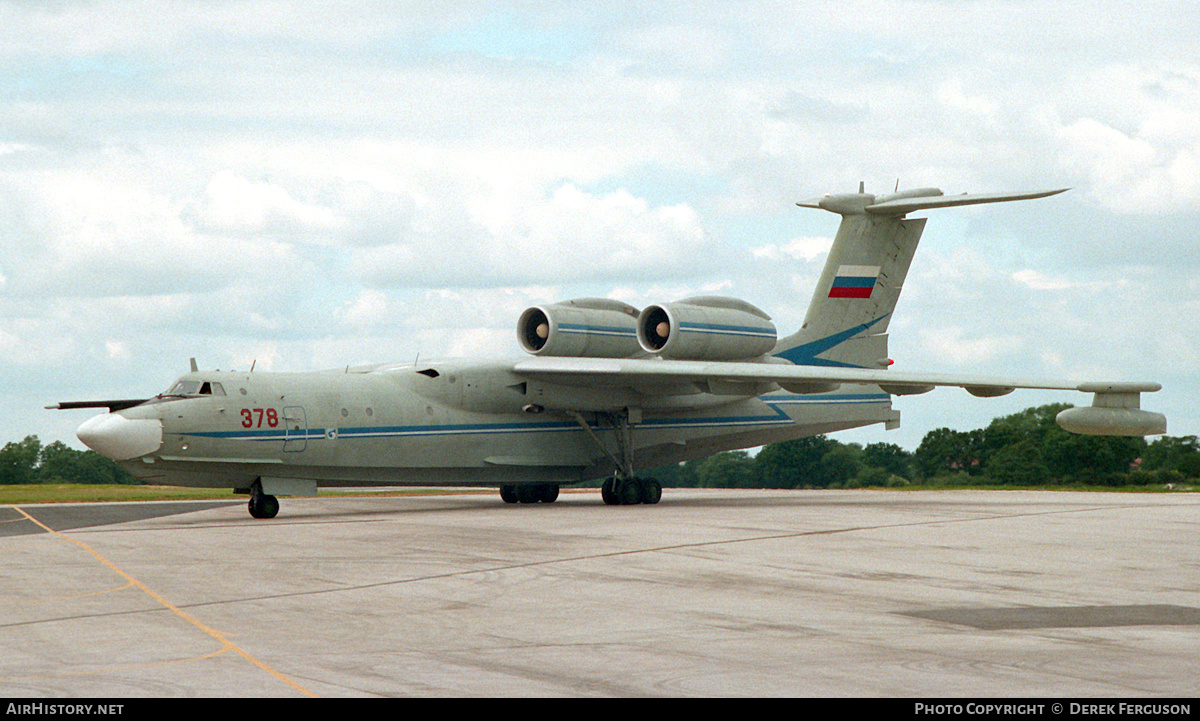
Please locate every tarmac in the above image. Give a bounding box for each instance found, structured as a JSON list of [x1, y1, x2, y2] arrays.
[[1, 488, 1197, 697]]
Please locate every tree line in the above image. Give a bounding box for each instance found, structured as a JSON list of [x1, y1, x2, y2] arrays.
[[0, 436, 138, 485], [650, 404, 1199, 489], [4, 403, 1198, 488]]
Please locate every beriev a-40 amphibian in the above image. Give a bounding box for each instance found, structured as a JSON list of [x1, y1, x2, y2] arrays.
[[52, 184, 1166, 518]]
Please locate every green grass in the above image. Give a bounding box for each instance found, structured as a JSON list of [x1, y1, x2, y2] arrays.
[[0, 484, 238, 505], [0, 484, 495, 505], [887, 482, 1194, 493]]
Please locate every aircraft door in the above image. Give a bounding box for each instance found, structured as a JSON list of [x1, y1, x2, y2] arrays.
[[283, 406, 308, 452]]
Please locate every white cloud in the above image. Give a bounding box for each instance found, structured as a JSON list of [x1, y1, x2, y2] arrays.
[[195, 171, 342, 236], [1011, 269, 1107, 292], [916, 326, 1025, 367], [349, 182, 710, 287], [340, 289, 394, 329], [1046, 65, 1200, 213], [752, 236, 832, 262], [227, 344, 282, 373], [0, 164, 308, 299], [104, 340, 130, 360], [509, 183, 706, 274]]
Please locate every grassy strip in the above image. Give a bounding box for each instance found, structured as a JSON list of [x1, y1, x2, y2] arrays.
[[0, 484, 237, 505], [890, 483, 1193, 493], [0, 484, 497, 505]]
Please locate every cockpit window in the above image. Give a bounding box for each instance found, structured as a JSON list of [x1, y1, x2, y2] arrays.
[[165, 381, 226, 397], [168, 381, 201, 396], [200, 381, 225, 396]]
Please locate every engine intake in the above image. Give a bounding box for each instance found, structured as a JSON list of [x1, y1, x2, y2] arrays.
[[518, 298, 641, 358], [637, 296, 777, 360]]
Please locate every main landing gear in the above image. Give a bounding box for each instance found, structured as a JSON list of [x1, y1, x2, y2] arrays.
[[601, 476, 661, 505], [498, 408, 663, 507], [248, 479, 280, 519], [498, 479, 660, 505], [571, 408, 662, 506]]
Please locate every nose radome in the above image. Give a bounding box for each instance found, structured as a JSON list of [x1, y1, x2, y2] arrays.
[[77, 414, 163, 461]]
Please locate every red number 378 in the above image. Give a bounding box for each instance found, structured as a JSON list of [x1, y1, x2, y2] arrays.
[[240, 408, 279, 428]]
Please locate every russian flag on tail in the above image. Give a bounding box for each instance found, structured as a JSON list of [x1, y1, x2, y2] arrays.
[[828, 265, 880, 299]]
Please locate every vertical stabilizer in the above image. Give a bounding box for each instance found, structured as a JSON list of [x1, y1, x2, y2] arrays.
[[775, 186, 1068, 368], [774, 202, 925, 368]]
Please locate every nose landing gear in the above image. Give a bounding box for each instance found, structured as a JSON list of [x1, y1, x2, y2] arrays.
[[248, 479, 280, 519], [499, 483, 560, 504]]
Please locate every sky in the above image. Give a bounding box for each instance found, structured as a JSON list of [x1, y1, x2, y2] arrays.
[[2, 1, 1197, 453]]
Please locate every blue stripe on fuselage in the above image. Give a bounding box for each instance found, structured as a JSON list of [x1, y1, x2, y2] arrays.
[[177, 393, 891, 444]]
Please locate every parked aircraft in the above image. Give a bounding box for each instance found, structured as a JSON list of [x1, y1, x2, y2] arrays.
[[52, 184, 1166, 518]]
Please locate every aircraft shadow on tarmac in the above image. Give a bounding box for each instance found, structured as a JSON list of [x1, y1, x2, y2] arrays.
[[902, 604, 1200, 630], [1, 488, 979, 535], [0, 501, 240, 537]]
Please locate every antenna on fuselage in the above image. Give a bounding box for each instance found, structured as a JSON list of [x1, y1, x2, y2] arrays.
[[250, 359, 256, 372], [189, 357, 198, 373]]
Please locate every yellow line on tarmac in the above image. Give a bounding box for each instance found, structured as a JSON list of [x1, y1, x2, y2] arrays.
[[11, 505, 318, 698], [0, 579, 135, 605], [5, 646, 233, 683]]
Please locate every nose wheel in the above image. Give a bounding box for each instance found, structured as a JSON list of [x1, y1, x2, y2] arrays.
[[499, 483, 560, 503], [248, 480, 280, 519]]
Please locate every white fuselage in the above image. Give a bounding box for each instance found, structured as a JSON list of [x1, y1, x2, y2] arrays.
[[96, 359, 897, 490]]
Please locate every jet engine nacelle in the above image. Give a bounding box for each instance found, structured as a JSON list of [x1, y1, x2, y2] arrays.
[[637, 296, 777, 361], [518, 298, 642, 358]]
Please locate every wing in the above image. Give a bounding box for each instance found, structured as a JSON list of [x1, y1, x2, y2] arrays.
[[512, 356, 1166, 437]]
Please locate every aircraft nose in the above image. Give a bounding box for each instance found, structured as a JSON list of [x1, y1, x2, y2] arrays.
[[77, 414, 163, 461]]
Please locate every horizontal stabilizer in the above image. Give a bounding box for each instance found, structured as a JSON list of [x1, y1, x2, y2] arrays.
[[864, 188, 1069, 215], [797, 187, 1069, 216]]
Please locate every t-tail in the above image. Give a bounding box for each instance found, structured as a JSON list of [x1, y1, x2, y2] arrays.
[[773, 184, 1068, 368]]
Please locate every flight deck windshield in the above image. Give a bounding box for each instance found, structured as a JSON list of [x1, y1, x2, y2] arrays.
[[164, 380, 226, 397]]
